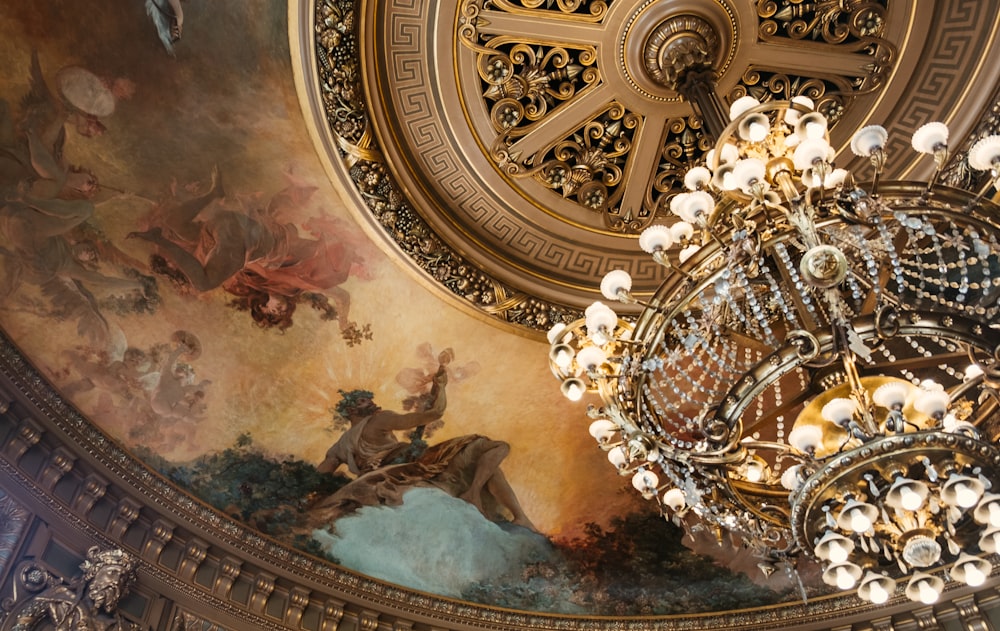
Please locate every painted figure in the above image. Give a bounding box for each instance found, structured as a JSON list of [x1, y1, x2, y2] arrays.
[[130, 168, 370, 336], [312, 366, 537, 531]]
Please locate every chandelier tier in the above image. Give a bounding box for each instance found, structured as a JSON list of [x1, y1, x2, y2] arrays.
[[547, 92, 1000, 604]]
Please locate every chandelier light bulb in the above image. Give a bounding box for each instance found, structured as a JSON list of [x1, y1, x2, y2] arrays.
[[886, 476, 929, 512], [858, 572, 896, 604], [943, 474, 985, 508], [900, 486, 923, 511], [549, 343, 575, 369], [968, 134, 1000, 171], [729, 95, 760, 121], [913, 388, 950, 418], [780, 464, 802, 491], [588, 419, 617, 442], [607, 445, 628, 469], [783, 95, 815, 125], [822, 562, 861, 590], [600, 269, 633, 302], [546, 322, 568, 345], [669, 221, 694, 242], [911, 121, 949, 154], [792, 137, 832, 171], [560, 377, 586, 401], [745, 458, 766, 483], [850, 124, 889, 158], [815, 530, 854, 563], [678, 244, 701, 263], [738, 113, 770, 142], [677, 191, 715, 223], [821, 397, 856, 425], [872, 382, 909, 410], [952, 553, 991, 587], [837, 499, 876, 533], [906, 573, 943, 605], [980, 527, 1000, 554], [575, 345, 608, 373], [732, 158, 767, 195], [684, 166, 712, 190], [638, 224, 673, 254], [794, 111, 828, 140], [974, 493, 1000, 527], [663, 488, 686, 511], [787, 424, 823, 454]]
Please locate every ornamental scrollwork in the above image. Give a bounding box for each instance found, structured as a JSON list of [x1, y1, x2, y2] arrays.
[[484, 0, 610, 21], [756, 0, 895, 92], [314, 0, 582, 332], [729, 70, 853, 126]]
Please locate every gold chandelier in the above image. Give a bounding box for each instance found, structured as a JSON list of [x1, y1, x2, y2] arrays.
[[547, 89, 1000, 604]]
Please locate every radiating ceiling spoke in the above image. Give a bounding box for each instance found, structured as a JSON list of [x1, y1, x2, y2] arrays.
[[475, 10, 605, 46], [744, 40, 875, 78], [617, 121, 668, 221], [507, 83, 613, 159]]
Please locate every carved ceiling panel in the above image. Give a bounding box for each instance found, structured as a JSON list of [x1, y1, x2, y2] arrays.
[[309, 0, 1000, 329]]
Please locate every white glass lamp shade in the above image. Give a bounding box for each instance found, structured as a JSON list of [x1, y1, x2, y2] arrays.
[[588, 418, 618, 442], [631, 469, 659, 496], [678, 244, 701, 263], [822, 562, 862, 589], [575, 345, 608, 372], [585, 301, 617, 333], [780, 464, 803, 491], [821, 397, 857, 425], [951, 553, 991, 587], [607, 445, 628, 469], [729, 95, 760, 121], [546, 322, 568, 345], [744, 457, 767, 483], [913, 388, 950, 418], [783, 95, 815, 125], [711, 163, 737, 191], [793, 137, 832, 171], [824, 168, 848, 188], [788, 424, 823, 453], [684, 166, 712, 190], [941, 473, 985, 508], [560, 377, 586, 401], [968, 134, 1000, 171], [911, 121, 949, 154], [979, 526, 1000, 553], [663, 488, 686, 511], [738, 113, 770, 142], [795, 111, 828, 139], [858, 572, 896, 604], [600, 269, 633, 302], [850, 125, 888, 157], [974, 493, 1000, 527], [837, 498, 878, 533], [638, 224, 673, 253], [905, 573, 943, 604], [676, 191, 715, 223], [549, 343, 575, 369], [731, 158, 767, 195], [872, 382, 910, 409], [885, 477, 930, 511], [669, 221, 694, 242], [814, 530, 854, 563]]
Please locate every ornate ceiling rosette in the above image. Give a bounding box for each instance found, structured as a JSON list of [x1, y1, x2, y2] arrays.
[[301, 0, 1000, 332]]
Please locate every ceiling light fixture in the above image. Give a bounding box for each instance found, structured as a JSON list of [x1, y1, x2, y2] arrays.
[[546, 21, 1000, 603]]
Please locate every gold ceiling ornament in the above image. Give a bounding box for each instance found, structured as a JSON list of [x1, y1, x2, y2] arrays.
[[547, 89, 1000, 604], [459, 1, 896, 234]]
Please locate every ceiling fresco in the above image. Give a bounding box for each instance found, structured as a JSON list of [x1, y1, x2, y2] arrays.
[[3, 0, 1000, 621], [0, 0, 802, 618]]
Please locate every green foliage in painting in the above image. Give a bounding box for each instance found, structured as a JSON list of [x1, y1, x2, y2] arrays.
[[137, 434, 347, 558], [463, 511, 792, 615]]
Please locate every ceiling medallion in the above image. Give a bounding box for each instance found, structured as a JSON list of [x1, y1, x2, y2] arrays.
[[312, 0, 1000, 333], [459, 0, 893, 236]]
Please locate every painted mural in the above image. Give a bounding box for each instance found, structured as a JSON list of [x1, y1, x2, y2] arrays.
[[0, 1, 807, 615]]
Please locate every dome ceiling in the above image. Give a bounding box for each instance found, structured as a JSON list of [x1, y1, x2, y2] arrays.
[[310, 0, 1000, 328]]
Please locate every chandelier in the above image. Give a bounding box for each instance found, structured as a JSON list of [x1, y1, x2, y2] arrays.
[[547, 73, 1000, 603]]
